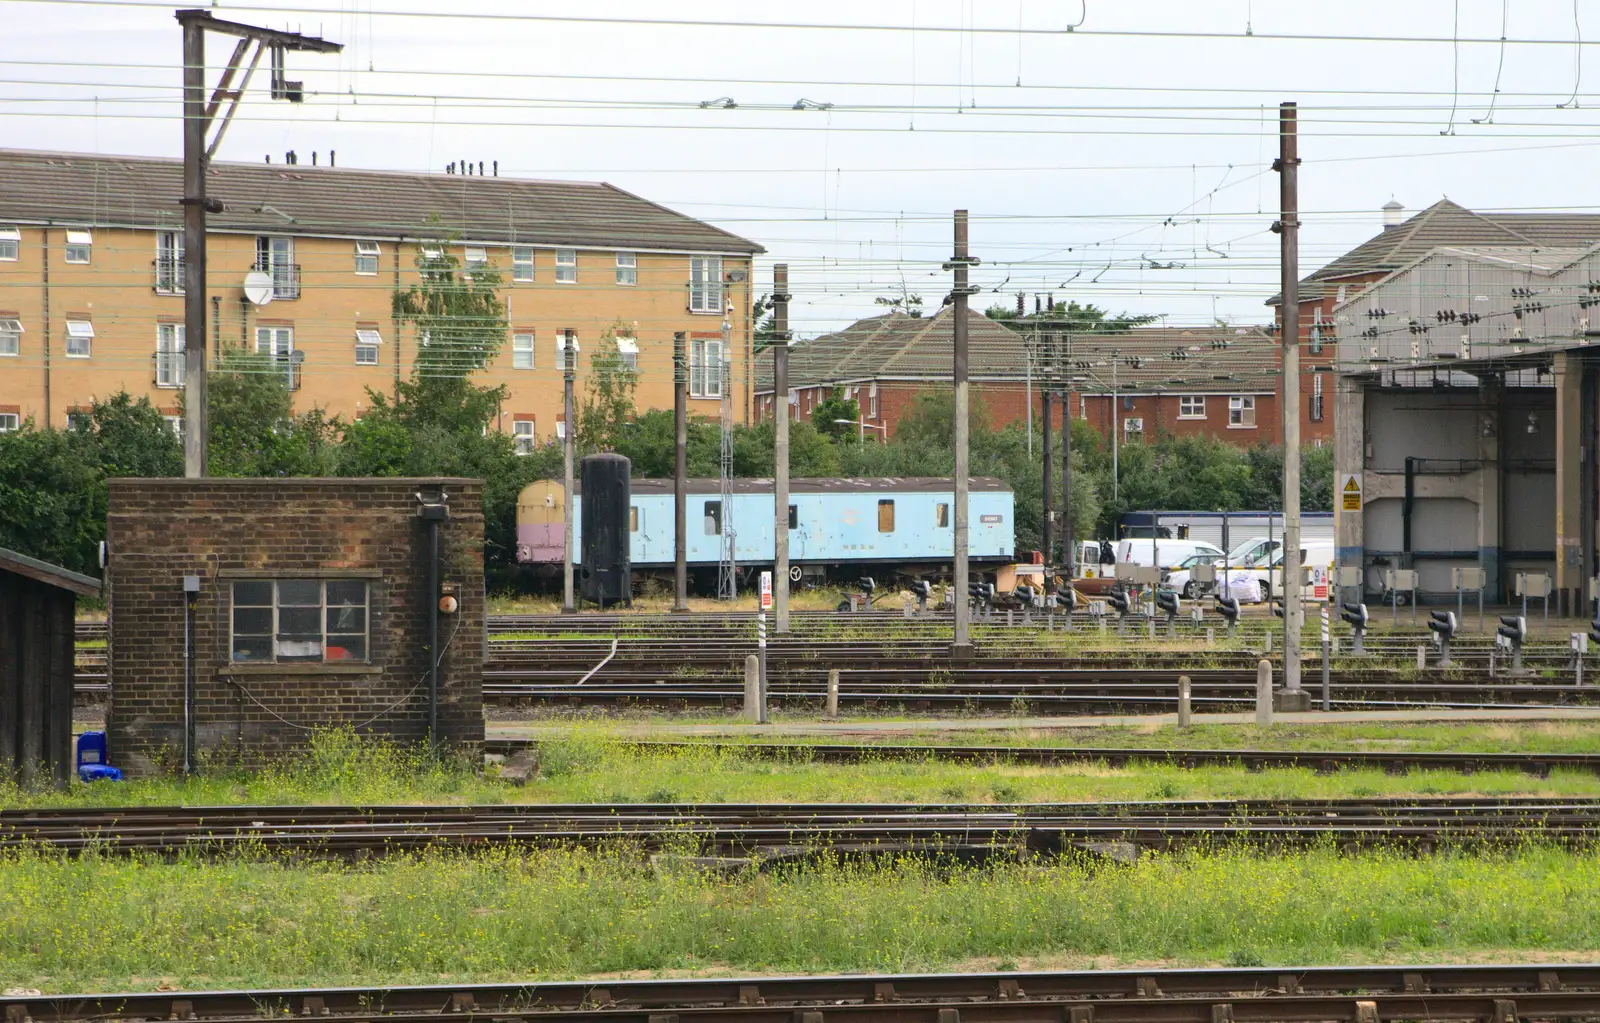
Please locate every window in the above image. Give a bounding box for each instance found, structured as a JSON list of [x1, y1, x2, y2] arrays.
[[1229, 395, 1256, 428], [690, 337, 723, 397], [1312, 373, 1325, 422], [704, 500, 722, 535], [615, 251, 637, 285], [231, 579, 369, 663], [65, 319, 93, 358], [868, 382, 878, 419], [355, 328, 382, 365], [555, 419, 567, 440], [877, 499, 896, 533], [555, 248, 577, 283], [512, 419, 535, 455], [512, 246, 534, 282], [164, 415, 183, 440], [555, 330, 578, 369], [256, 326, 295, 386], [0, 318, 21, 357], [629, 506, 640, 532], [936, 503, 950, 528], [512, 332, 536, 369], [1309, 324, 1323, 355], [689, 255, 723, 313], [66, 412, 90, 431], [64, 229, 92, 264], [255, 236, 298, 298], [616, 336, 640, 372], [156, 231, 185, 293], [787, 504, 798, 529], [0, 413, 17, 432], [156, 323, 185, 387], [1178, 395, 1205, 419], [464, 246, 488, 270], [0, 226, 17, 261], [354, 240, 379, 275]]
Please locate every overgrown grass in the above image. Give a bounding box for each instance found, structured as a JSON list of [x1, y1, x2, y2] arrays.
[[11, 728, 1600, 809], [2, 843, 1599, 991]]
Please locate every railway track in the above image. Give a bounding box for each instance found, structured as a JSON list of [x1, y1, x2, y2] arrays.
[[8, 963, 1600, 1023], [482, 738, 1600, 777], [3, 797, 1598, 857]]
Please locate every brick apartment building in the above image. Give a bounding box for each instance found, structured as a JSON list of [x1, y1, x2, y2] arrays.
[[0, 149, 763, 445], [754, 305, 1286, 448]]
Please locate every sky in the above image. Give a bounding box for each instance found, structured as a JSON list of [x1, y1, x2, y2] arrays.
[[8, 0, 1600, 337]]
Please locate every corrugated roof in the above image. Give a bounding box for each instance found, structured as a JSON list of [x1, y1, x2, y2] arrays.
[[757, 313, 1279, 393], [0, 148, 764, 254]]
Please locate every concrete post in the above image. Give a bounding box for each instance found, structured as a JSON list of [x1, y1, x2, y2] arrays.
[[772, 265, 792, 634], [744, 655, 761, 723], [1177, 675, 1192, 727], [1416, 645, 1426, 670], [1255, 659, 1273, 725], [826, 668, 840, 718]]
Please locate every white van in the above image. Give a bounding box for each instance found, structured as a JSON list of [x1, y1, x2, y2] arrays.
[[1224, 536, 1281, 569], [1257, 541, 1336, 602], [1115, 538, 1226, 572]]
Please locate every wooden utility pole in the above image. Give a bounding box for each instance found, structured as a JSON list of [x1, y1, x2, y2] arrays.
[[947, 210, 979, 653], [673, 331, 689, 611], [1277, 101, 1304, 696], [772, 265, 792, 633], [175, 10, 339, 478]]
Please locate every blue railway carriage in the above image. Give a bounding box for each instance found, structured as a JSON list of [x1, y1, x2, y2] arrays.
[[517, 476, 1015, 586]]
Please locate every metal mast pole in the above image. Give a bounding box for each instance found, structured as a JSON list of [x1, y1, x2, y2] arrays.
[[1278, 101, 1304, 694], [772, 264, 792, 633], [562, 333, 576, 613], [181, 17, 208, 478], [673, 332, 689, 611], [1062, 386, 1074, 578], [949, 210, 977, 652], [1042, 389, 1054, 570], [717, 318, 737, 600]]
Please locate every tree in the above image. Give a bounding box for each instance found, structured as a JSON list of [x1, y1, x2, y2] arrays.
[[985, 298, 1155, 333], [811, 388, 860, 440], [874, 290, 923, 317], [204, 348, 338, 477], [389, 242, 509, 434], [578, 323, 640, 453]]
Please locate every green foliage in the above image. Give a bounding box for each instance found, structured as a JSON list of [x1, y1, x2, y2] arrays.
[[204, 349, 338, 477], [984, 298, 1155, 332], [811, 388, 860, 440], [578, 323, 641, 453]]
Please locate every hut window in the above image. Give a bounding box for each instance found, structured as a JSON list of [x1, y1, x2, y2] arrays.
[[231, 579, 369, 663]]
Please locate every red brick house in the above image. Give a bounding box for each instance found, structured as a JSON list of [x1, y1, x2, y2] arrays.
[[754, 306, 1284, 448]]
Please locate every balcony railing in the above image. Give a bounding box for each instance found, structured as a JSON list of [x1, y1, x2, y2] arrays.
[[152, 257, 186, 295], [253, 260, 302, 300]]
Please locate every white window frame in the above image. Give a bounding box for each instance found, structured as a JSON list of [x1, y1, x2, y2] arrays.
[[256, 326, 295, 385], [1178, 395, 1206, 419], [689, 255, 723, 313], [1228, 395, 1257, 428], [616, 336, 640, 373], [64, 229, 92, 264], [512, 419, 536, 455], [354, 240, 380, 275], [257, 236, 297, 298], [163, 415, 183, 439], [615, 251, 637, 286], [65, 319, 94, 358], [512, 246, 534, 282], [464, 246, 489, 270], [0, 226, 18, 262], [156, 231, 185, 294], [355, 328, 382, 365], [868, 382, 878, 419], [156, 323, 185, 387], [1312, 373, 1325, 422], [555, 248, 577, 283], [512, 332, 536, 370], [555, 331, 578, 368], [0, 318, 21, 357], [689, 337, 723, 398], [0, 412, 18, 433]]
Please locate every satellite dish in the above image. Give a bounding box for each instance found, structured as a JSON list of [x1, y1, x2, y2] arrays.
[[243, 270, 274, 306]]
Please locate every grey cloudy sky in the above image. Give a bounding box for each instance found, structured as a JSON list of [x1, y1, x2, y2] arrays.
[[8, 0, 1600, 334]]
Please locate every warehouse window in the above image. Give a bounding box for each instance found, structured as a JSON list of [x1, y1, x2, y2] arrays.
[[64, 229, 92, 264], [1229, 395, 1256, 428], [231, 579, 369, 663], [0, 318, 21, 357], [512, 419, 535, 455], [354, 240, 379, 275], [616, 251, 637, 286], [703, 500, 722, 535], [555, 249, 577, 283], [936, 503, 950, 528], [65, 319, 94, 358], [690, 337, 723, 397], [155, 323, 185, 387], [512, 332, 536, 369], [0, 226, 18, 261], [355, 328, 382, 365], [877, 499, 895, 533], [1178, 395, 1205, 419], [689, 255, 723, 312], [512, 246, 534, 282]]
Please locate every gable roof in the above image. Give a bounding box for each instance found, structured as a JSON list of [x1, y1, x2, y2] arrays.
[[756, 311, 1279, 393], [1282, 199, 1600, 301], [0, 546, 102, 597], [0, 149, 764, 254]]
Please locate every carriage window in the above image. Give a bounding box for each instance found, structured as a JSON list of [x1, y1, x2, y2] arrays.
[[878, 499, 895, 533], [936, 503, 950, 528], [788, 504, 798, 529], [704, 501, 722, 535], [629, 506, 639, 532]]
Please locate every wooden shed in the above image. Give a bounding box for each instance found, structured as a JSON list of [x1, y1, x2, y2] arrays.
[[0, 547, 101, 787]]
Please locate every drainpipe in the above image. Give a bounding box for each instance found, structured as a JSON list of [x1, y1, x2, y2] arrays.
[[183, 574, 200, 774], [41, 226, 51, 425], [418, 490, 450, 746]]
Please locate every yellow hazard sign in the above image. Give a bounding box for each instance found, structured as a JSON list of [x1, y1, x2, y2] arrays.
[[1340, 473, 1362, 511]]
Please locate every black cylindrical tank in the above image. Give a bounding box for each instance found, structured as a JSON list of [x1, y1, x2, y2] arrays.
[[579, 453, 632, 607]]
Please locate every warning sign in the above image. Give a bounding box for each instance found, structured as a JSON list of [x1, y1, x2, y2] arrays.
[[1340, 473, 1362, 512]]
